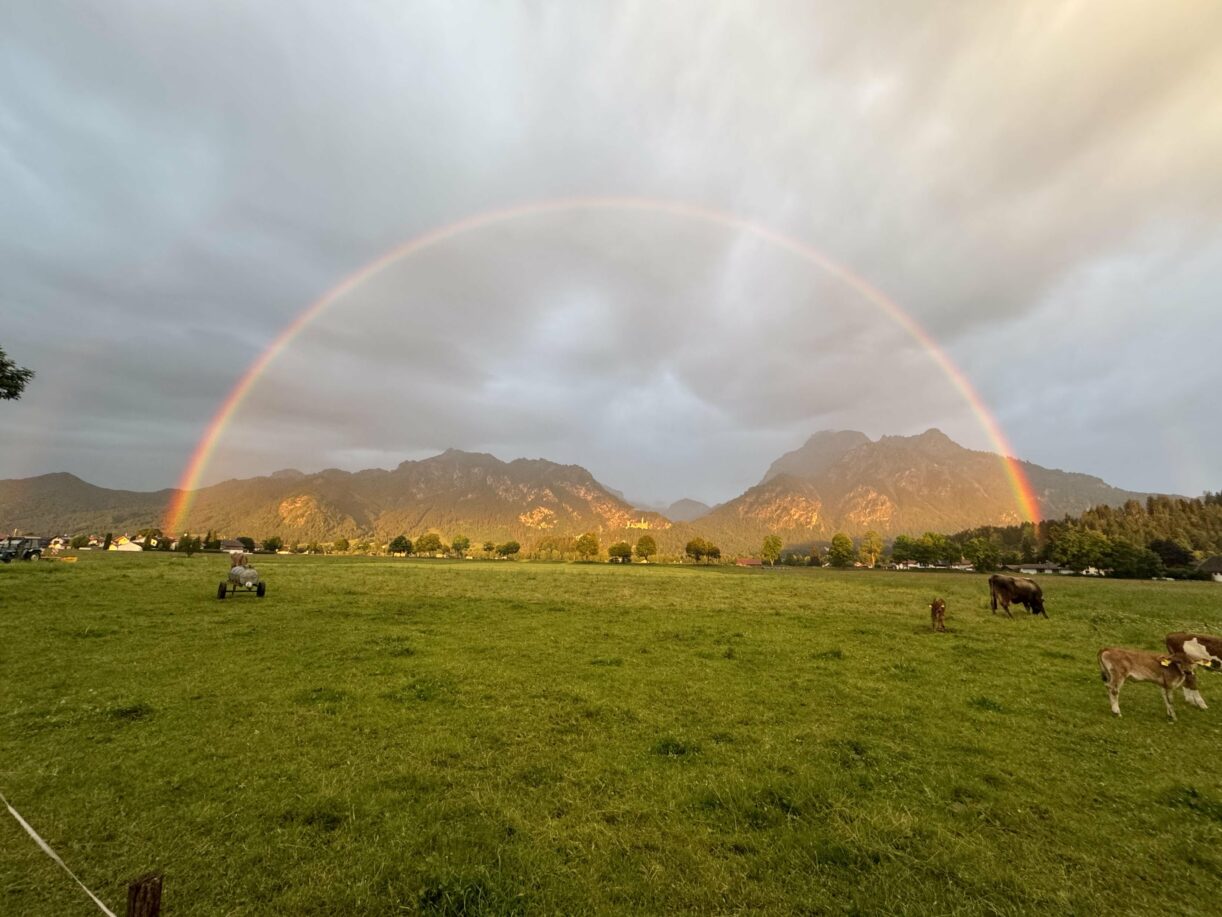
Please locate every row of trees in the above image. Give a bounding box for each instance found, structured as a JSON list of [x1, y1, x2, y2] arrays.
[[386, 533, 520, 559], [943, 493, 1222, 579], [528, 534, 661, 562], [684, 537, 722, 563], [162, 490, 1219, 578], [161, 531, 518, 558]]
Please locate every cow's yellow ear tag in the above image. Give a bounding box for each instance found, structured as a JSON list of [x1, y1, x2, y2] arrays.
[[1160, 657, 1172, 667]]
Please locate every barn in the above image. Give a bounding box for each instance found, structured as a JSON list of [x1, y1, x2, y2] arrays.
[[1198, 556, 1222, 583]]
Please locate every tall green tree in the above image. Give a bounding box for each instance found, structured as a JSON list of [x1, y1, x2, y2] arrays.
[[237, 537, 256, 552], [1019, 524, 1039, 562], [962, 537, 1000, 572], [451, 535, 471, 557], [415, 533, 444, 555], [827, 533, 856, 567], [890, 534, 915, 564], [634, 535, 657, 562], [389, 535, 412, 555], [496, 540, 521, 558], [761, 534, 783, 566], [858, 530, 883, 568], [331, 536, 350, 553], [0, 346, 33, 401], [262, 536, 283, 553], [1106, 541, 1164, 579], [608, 541, 632, 563], [483, 540, 495, 557], [1148, 538, 1193, 568], [685, 538, 708, 564], [575, 532, 600, 561]]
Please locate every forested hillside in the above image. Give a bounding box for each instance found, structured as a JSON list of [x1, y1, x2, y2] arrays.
[[945, 492, 1222, 578]]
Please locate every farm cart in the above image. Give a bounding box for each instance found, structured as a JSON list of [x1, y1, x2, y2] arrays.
[[218, 552, 266, 599]]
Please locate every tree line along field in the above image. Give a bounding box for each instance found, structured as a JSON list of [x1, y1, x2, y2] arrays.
[[2, 553, 1221, 915]]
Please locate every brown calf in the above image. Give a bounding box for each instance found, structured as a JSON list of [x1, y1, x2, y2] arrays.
[[930, 598, 946, 633], [1165, 633, 1222, 709], [1097, 647, 1209, 720]]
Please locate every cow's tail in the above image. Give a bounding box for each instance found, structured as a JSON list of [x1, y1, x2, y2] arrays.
[[1098, 649, 1110, 683], [989, 581, 997, 611]]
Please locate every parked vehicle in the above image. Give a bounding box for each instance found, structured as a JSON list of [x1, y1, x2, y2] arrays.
[[0, 537, 42, 563]]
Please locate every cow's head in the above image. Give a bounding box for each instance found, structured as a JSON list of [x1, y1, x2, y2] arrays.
[[1028, 594, 1046, 616], [1182, 638, 1222, 672]]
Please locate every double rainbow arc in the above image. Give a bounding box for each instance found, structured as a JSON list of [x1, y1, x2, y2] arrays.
[[164, 197, 1040, 533]]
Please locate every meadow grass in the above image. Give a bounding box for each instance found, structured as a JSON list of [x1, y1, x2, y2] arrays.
[[2, 553, 1221, 915]]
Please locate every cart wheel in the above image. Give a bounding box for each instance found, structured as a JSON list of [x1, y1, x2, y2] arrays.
[[256, 582, 266, 597], [218, 581, 227, 600]]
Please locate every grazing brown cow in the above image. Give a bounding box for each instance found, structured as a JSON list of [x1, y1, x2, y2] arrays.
[[930, 598, 946, 633], [1097, 646, 1213, 720], [1165, 632, 1222, 709], [988, 574, 1046, 618]]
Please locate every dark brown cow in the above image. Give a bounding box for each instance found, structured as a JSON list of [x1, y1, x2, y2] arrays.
[[1165, 632, 1222, 709], [988, 574, 1046, 618], [930, 598, 946, 633]]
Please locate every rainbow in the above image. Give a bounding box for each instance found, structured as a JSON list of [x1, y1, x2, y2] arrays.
[[163, 196, 1041, 533]]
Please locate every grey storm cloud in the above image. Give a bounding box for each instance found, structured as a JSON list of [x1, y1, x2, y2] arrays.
[[2, 1, 1221, 505]]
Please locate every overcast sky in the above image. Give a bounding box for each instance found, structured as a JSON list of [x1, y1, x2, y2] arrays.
[[3, 1, 1220, 507]]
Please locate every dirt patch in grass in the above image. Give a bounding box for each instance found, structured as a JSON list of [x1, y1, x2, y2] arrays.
[[280, 801, 347, 832], [107, 702, 154, 722], [1161, 785, 1222, 822], [968, 695, 1005, 713], [418, 873, 524, 916], [293, 687, 348, 705], [652, 736, 699, 758]]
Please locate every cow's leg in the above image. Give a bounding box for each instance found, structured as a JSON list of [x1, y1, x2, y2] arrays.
[[1107, 674, 1123, 716], [1162, 685, 1177, 721], [1002, 600, 1013, 620], [1182, 669, 1207, 709]]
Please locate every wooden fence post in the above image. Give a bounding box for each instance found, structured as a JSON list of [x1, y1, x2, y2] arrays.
[[126, 873, 162, 917]]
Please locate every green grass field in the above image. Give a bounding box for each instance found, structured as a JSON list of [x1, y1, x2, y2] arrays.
[[3, 554, 1221, 915]]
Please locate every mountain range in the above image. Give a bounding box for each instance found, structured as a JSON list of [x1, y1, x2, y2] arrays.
[[0, 430, 1159, 553]]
